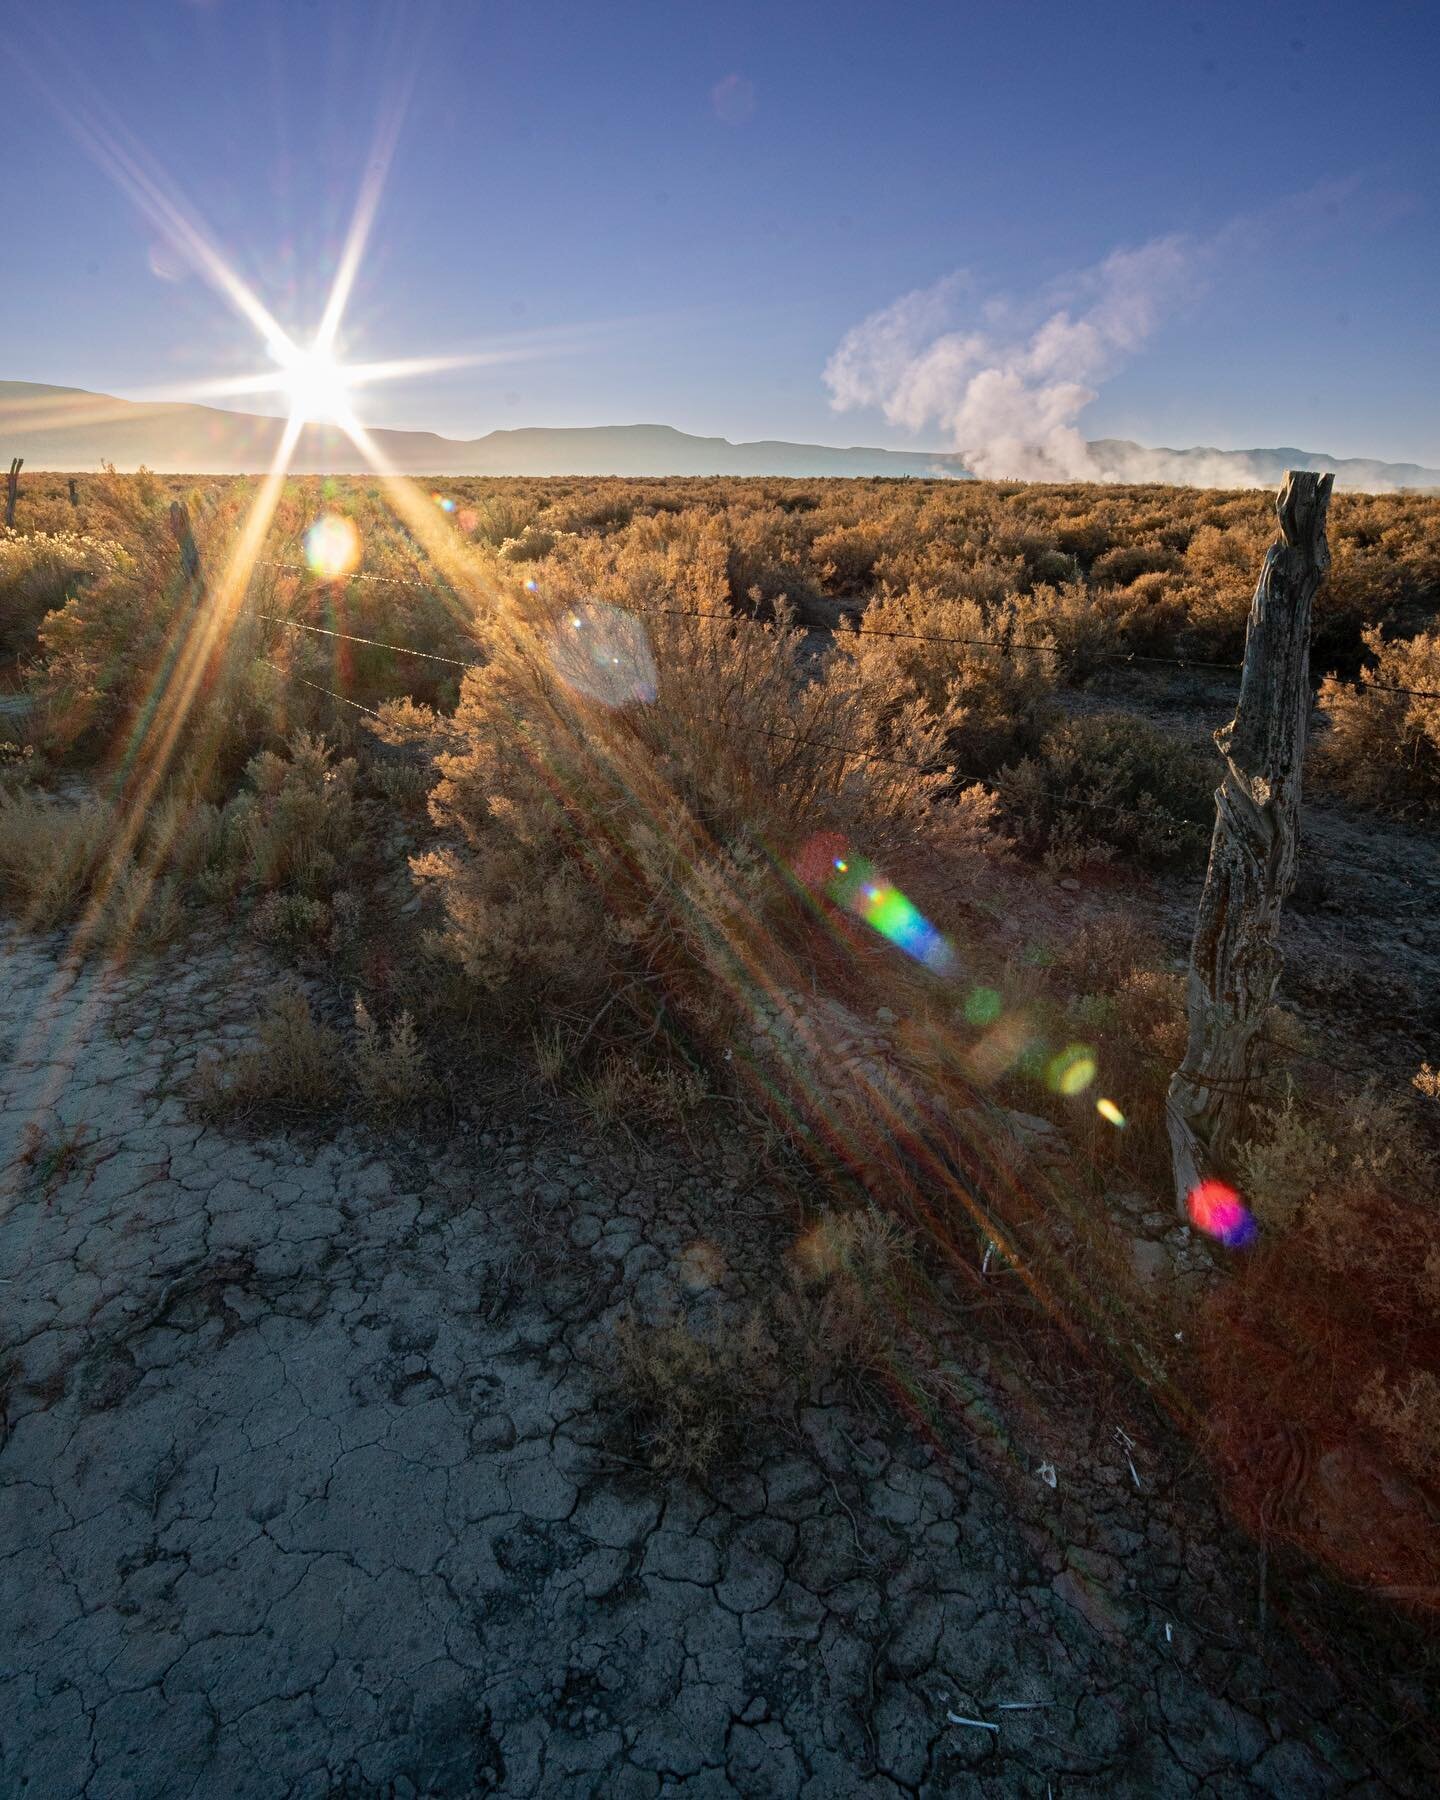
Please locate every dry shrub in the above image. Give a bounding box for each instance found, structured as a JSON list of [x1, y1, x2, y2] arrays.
[[1005, 580, 1123, 679], [195, 988, 435, 1124], [809, 520, 889, 595], [1170, 519, 1270, 653], [575, 1051, 707, 1132], [786, 1203, 913, 1379], [223, 731, 356, 897], [1356, 1369, 1440, 1489], [498, 526, 559, 563], [837, 583, 1056, 769], [1000, 713, 1214, 871], [611, 1312, 777, 1477], [0, 792, 116, 926], [1319, 627, 1440, 812], [612, 1205, 916, 1474], [372, 757, 432, 810], [414, 576, 994, 1065], [1237, 1081, 1436, 1253], [0, 785, 197, 952], [194, 987, 344, 1118], [0, 527, 125, 658], [1040, 917, 1186, 1178], [351, 998, 434, 1116], [250, 891, 334, 948], [0, 738, 39, 798]]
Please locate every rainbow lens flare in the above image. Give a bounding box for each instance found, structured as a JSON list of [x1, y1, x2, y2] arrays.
[[826, 855, 955, 974], [1047, 1044, 1097, 1097], [1096, 1097, 1126, 1128], [430, 492, 457, 514], [303, 513, 362, 579], [1187, 1179, 1257, 1248]]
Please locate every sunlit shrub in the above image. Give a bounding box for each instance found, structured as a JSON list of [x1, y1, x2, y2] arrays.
[[837, 583, 1057, 770], [0, 527, 125, 657], [414, 577, 996, 1065], [1319, 627, 1440, 812]]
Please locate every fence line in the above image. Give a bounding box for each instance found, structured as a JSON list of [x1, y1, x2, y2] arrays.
[[259, 659, 383, 718], [251, 571, 1440, 700], [255, 612, 471, 668]]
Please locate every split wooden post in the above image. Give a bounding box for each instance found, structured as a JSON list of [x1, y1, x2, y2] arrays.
[[5, 457, 21, 527], [168, 499, 204, 591], [1166, 470, 1333, 1215]]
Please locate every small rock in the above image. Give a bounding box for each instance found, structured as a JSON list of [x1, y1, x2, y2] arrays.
[[874, 1006, 898, 1026], [1058, 877, 1081, 892], [1129, 1239, 1170, 1286]]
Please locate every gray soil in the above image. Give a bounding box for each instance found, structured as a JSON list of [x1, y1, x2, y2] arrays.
[[1060, 666, 1440, 1089], [3, 925, 1436, 1797]]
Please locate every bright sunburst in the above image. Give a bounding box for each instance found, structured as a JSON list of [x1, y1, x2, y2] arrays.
[[269, 339, 354, 428]]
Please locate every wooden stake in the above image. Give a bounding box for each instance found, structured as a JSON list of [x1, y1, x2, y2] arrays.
[[1166, 470, 1333, 1214], [168, 499, 204, 590], [5, 457, 21, 528]]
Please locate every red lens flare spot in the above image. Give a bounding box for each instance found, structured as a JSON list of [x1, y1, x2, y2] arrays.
[[1187, 1179, 1257, 1248]]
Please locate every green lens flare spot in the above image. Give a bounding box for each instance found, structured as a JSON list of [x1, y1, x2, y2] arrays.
[[964, 986, 1003, 1027]]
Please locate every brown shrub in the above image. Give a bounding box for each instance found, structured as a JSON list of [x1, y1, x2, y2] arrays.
[[414, 577, 994, 1057], [1318, 627, 1440, 812], [193, 987, 344, 1118]]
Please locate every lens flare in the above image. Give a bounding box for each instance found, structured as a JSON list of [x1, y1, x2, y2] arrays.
[[1187, 1179, 1257, 1248], [1096, 1097, 1126, 1128], [967, 1011, 1032, 1083], [1047, 1044, 1097, 1097], [547, 600, 657, 707], [964, 986, 1003, 1027], [303, 513, 362, 579], [826, 854, 955, 973], [430, 492, 456, 514]]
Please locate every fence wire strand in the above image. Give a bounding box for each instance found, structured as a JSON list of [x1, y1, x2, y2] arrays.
[[251, 566, 1439, 700]]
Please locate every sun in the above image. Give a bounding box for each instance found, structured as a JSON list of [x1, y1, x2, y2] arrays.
[[269, 339, 353, 427]]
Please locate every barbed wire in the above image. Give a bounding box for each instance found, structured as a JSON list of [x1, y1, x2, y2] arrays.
[[258, 659, 383, 718], [255, 612, 471, 668], [249, 569, 1439, 700]]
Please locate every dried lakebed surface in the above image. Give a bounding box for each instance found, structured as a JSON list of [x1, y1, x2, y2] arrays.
[[0, 928, 1432, 1797]]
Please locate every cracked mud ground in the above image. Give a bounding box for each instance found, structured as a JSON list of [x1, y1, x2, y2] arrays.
[[1, 929, 1432, 1798]]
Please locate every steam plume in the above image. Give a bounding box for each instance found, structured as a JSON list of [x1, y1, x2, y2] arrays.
[[824, 237, 1263, 486]]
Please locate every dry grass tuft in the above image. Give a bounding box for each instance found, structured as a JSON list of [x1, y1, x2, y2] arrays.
[[611, 1312, 777, 1477], [194, 988, 344, 1119]]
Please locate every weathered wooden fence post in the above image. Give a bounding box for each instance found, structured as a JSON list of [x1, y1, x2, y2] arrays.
[[1166, 470, 1333, 1215], [68, 477, 79, 509], [5, 457, 21, 527], [168, 499, 204, 590]]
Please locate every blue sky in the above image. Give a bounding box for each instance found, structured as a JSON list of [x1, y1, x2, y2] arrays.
[[3, 0, 1437, 462]]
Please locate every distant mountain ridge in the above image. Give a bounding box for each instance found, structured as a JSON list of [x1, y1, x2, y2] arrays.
[[3, 381, 1436, 490]]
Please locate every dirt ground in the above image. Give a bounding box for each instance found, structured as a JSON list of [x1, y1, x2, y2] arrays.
[[1062, 665, 1440, 1094], [3, 918, 1437, 1798]]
